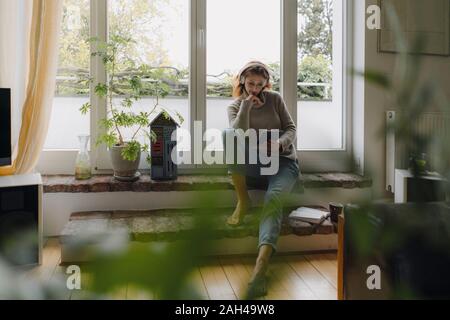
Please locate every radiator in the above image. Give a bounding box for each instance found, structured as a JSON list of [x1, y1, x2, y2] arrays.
[[386, 111, 450, 193]]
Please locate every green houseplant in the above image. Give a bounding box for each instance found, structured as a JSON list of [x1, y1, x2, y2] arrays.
[[80, 34, 183, 181]]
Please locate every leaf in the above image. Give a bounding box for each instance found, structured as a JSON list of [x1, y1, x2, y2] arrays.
[[102, 55, 113, 65], [357, 69, 391, 89], [88, 36, 100, 43], [99, 118, 115, 131], [130, 76, 142, 93], [79, 102, 91, 115], [146, 130, 158, 144], [121, 141, 141, 161], [162, 110, 170, 120], [95, 83, 108, 97], [113, 111, 135, 128], [96, 133, 118, 148], [176, 111, 184, 125], [121, 98, 133, 108], [136, 112, 150, 126]]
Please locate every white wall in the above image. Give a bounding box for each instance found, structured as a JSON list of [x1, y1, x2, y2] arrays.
[[352, 0, 367, 176], [0, 0, 30, 149], [362, 0, 450, 199]]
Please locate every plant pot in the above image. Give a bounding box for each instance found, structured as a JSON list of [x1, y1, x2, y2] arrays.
[[110, 144, 141, 182]]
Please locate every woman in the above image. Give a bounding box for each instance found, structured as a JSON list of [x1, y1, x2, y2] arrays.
[[222, 61, 300, 298]]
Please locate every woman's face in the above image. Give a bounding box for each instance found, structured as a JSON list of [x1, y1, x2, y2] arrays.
[[244, 73, 267, 96]]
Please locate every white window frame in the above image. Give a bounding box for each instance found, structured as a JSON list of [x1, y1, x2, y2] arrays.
[[38, 0, 353, 175]]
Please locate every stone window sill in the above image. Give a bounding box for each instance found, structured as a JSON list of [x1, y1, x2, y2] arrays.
[[43, 173, 372, 193]]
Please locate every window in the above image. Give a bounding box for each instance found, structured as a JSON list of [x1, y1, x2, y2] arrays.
[[205, 0, 281, 151], [297, 0, 344, 150], [45, 0, 90, 150], [41, 0, 350, 173], [108, 0, 190, 152]]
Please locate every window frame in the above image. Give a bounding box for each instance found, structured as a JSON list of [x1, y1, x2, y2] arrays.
[[292, 0, 353, 172], [38, 0, 353, 175]]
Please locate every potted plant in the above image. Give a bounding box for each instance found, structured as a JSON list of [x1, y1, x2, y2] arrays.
[[80, 34, 184, 181]]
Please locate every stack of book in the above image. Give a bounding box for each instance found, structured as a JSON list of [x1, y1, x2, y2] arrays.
[[288, 207, 330, 225]]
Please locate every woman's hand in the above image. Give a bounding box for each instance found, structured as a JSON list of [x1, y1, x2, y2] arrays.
[[267, 140, 282, 155], [245, 94, 264, 108]]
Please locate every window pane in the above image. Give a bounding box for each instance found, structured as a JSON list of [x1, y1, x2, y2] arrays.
[[206, 0, 281, 151], [108, 0, 190, 151], [297, 0, 343, 150], [46, 0, 90, 150]]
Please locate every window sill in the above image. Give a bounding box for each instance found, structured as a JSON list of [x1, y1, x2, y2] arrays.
[[61, 206, 336, 245], [42, 173, 372, 193]]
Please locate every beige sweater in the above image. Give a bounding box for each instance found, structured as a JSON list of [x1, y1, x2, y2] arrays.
[[227, 90, 297, 162]]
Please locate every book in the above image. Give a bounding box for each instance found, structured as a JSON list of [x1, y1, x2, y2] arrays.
[[288, 207, 330, 224]]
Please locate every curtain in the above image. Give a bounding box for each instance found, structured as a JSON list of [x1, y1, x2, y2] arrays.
[[0, 0, 63, 176]]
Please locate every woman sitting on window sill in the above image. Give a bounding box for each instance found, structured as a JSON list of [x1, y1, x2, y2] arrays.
[[222, 61, 300, 298]]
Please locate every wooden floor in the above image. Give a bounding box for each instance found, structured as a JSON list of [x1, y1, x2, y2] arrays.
[[24, 238, 338, 300]]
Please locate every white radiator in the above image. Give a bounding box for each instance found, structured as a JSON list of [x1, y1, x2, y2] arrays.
[[386, 111, 450, 193]]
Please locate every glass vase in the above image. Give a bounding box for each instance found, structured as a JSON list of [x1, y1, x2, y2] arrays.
[[75, 134, 92, 180]]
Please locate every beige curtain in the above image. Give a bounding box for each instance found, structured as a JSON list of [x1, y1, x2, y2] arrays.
[[0, 0, 63, 176]]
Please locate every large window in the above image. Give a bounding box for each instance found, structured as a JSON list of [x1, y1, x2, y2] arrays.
[[42, 0, 350, 173]]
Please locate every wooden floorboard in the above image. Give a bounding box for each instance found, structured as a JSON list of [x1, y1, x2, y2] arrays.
[[240, 257, 266, 300], [50, 258, 73, 300], [25, 240, 338, 300], [267, 256, 317, 300], [199, 258, 237, 300], [323, 253, 338, 268], [284, 255, 336, 300], [219, 257, 253, 300], [304, 254, 338, 289], [69, 272, 93, 300], [186, 267, 210, 300]]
